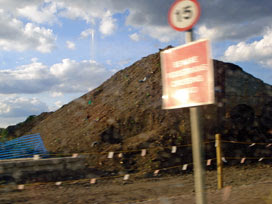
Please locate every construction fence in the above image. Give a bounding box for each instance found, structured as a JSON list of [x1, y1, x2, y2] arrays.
[[0, 133, 48, 160], [0, 133, 271, 192]]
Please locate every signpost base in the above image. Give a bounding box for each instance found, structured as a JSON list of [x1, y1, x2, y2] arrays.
[[190, 106, 206, 204], [187, 30, 207, 204]]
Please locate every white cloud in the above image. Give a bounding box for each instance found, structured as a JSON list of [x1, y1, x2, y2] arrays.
[[129, 33, 140, 41], [99, 10, 117, 36], [0, 117, 25, 128], [223, 29, 272, 67], [51, 92, 63, 97], [0, 96, 48, 118], [196, 0, 272, 41], [196, 23, 270, 42], [66, 40, 76, 50], [56, 0, 115, 24], [0, 0, 44, 13], [35, 0, 175, 42], [50, 59, 112, 92], [196, 25, 219, 41], [0, 59, 113, 94], [1, 0, 272, 43], [141, 25, 181, 43], [0, 62, 56, 94], [31, 57, 38, 63], [55, 0, 272, 42], [54, 0, 178, 42], [0, 95, 49, 127], [58, 3, 93, 23], [0, 10, 56, 52], [80, 29, 94, 38], [16, 2, 59, 25], [54, 100, 63, 108]]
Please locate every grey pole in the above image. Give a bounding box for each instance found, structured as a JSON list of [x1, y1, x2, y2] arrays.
[[186, 29, 207, 204]]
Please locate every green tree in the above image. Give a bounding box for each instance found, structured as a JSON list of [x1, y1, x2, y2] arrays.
[[0, 129, 8, 143]]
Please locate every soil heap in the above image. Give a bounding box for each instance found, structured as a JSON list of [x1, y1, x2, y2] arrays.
[[5, 47, 272, 173]]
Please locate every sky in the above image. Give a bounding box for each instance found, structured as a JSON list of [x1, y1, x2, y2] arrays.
[[0, 0, 272, 128]]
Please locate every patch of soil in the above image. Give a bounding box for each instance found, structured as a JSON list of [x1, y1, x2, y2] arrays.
[[0, 164, 271, 204]]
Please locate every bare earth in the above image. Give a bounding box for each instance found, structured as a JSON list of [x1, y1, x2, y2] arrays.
[[0, 164, 271, 204]]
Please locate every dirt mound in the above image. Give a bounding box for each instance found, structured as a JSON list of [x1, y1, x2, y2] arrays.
[[4, 47, 271, 174]]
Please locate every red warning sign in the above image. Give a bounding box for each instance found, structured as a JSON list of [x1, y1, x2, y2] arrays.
[[160, 39, 214, 109]]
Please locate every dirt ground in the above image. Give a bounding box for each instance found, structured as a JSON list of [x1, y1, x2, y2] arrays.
[[0, 163, 271, 204]]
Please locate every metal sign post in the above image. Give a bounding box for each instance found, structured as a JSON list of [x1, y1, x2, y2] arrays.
[[165, 1, 209, 204], [186, 30, 207, 204]]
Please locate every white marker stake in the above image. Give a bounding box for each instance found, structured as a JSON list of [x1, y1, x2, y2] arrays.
[[154, 170, 160, 176], [33, 155, 40, 160], [90, 178, 96, 184], [222, 157, 227, 163], [141, 149, 147, 157], [182, 164, 188, 171], [171, 146, 177, 153], [240, 158, 246, 164], [72, 153, 78, 158], [123, 174, 130, 180], [206, 159, 212, 166], [108, 152, 114, 159], [17, 185, 25, 190]]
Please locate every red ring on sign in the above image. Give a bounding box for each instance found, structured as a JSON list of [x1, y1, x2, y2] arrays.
[[168, 0, 201, 32]]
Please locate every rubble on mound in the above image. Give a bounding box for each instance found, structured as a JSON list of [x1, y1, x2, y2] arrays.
[[4, 47, 272, 174]]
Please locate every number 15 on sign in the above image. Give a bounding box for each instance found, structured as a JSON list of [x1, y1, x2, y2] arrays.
[[168, 0, 201, 32]]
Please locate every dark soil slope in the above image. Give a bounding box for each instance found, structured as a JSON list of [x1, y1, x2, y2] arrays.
[[14, 48, 272, 173]]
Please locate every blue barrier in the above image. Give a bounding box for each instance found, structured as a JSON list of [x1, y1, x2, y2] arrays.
[[0, 133, 48, 160]]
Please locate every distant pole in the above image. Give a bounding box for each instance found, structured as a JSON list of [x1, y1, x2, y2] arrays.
[[216, 134, 223, 189], [90, 29, 95, 61], [186, 29, 207, 204]]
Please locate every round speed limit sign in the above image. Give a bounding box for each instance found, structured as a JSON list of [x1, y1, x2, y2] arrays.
[[168, 0, 201, 31]]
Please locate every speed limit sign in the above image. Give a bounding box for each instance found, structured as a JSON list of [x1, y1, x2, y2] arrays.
[[168, 0, 201, 31]]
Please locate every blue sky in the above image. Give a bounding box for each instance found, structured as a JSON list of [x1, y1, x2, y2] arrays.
[[0, 0, 272, 128]]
